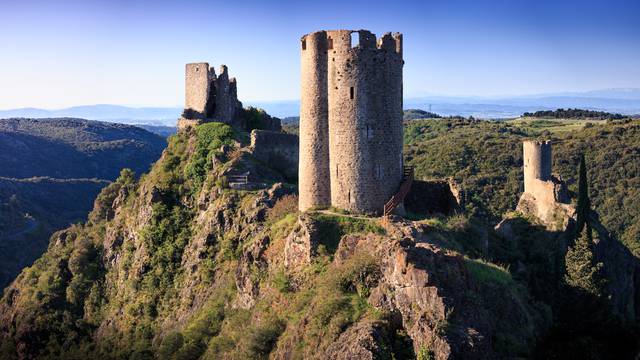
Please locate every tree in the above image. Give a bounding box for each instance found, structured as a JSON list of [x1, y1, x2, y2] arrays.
[[564, 224, 605, 297], [575, 154, 591, 239]]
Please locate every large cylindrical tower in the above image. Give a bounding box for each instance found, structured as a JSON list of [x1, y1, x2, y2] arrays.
[[299, 31, 331, 211], [327, 30, 404, 214], [523, 140, 552, 194]]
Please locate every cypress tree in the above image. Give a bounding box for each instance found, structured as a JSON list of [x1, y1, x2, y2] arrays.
[[565, 223, 604, 297], [575, 154, 591, 239]]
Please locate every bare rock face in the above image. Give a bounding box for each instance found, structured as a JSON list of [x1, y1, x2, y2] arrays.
[[235, 234, 270, 309], [516, 191, 575, 232], [325, 320, 392, 360], [333, 219, 538, 359], [284, 215, 320, 269]]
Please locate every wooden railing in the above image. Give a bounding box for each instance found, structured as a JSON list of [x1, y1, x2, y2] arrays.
[[383, 166, 414, 216]]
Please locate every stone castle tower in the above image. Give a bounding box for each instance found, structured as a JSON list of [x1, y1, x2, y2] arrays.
[[179, 62, 241, 128], [518, 140, 572, 229], [523, 140, 552, 195], [299, 30, 404, 215]]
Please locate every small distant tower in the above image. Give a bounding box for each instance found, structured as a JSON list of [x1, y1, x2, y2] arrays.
[[523, 140, 552, 195], [299, 29, 404, 215]]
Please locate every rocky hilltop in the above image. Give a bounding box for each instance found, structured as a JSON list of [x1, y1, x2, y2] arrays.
[[1, 121, 638, 359]]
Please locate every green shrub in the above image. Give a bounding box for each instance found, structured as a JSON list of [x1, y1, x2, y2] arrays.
[[417, 345, 435, 360], [247, 317, 286, 358], [272, 270, 292, 293], [267, 194, 298, 223], [185, 123, 236, 190], [464, 258, 513, 287]]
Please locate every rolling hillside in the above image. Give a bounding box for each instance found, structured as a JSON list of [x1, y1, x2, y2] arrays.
[[0, 118, 167, 288]]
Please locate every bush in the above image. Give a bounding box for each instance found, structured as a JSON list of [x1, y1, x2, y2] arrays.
[[267, 194, 298, 223], [464, 258, 513, 287], [247, 317, 286, 358], [185, 123, 236, 190]]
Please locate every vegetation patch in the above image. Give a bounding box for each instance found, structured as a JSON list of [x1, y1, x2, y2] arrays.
[[311, 213, 386, 255], [185, 122, 236, 190], [464, 258, 513, 287]]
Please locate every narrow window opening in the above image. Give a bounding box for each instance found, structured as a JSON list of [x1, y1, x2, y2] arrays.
[[366, 125, 374, 139], [301, 39, 306, 50], [336, 164, 339, 177], [327, 37, 333, 50], [350, 87, 354, 100], [351, 32, 360, 48], [348, 190, 351, 204]]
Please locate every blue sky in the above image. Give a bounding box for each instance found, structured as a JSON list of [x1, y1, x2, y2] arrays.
[[0, 0, 638, 108]]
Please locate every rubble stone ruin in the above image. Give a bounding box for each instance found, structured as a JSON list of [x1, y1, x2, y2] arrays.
[[178, 62, 243, 129], [298, 29, 405, 215]]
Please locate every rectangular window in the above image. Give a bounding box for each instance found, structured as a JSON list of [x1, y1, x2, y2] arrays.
[[350, 87, 354, 100], [366, 125, 374, 139], [327, 37, 333, 50], [336, 164, 339, 177], [301, 39, 306, 50]]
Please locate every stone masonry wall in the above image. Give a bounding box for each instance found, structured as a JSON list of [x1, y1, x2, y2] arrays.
[[185, 63, 211, 116], [299, 29, 404, 215], [250, 130, 299, 181], [327, 30, 404, 214]]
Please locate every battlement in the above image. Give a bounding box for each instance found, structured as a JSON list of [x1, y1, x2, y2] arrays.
[[301, 30, 402, 54]]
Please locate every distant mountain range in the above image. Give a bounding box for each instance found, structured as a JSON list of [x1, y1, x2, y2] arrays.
[[0, 105, 183, 126], [1, 88, 639, 122]]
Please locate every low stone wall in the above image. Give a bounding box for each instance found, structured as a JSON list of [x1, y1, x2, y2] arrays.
[[404, 179, 462, 216], [176, 117, 202, 130], [249, 130, 299, 181]]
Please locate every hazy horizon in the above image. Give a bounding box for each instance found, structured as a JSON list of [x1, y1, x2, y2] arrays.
[[1, 0, 639, 109]]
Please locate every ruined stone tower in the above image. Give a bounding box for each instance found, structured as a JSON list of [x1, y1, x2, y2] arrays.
[[523, 140, 552, 195], [517, 140, 572, 230], [180, 62, 241, 128], [299, 30, 404, 215]]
